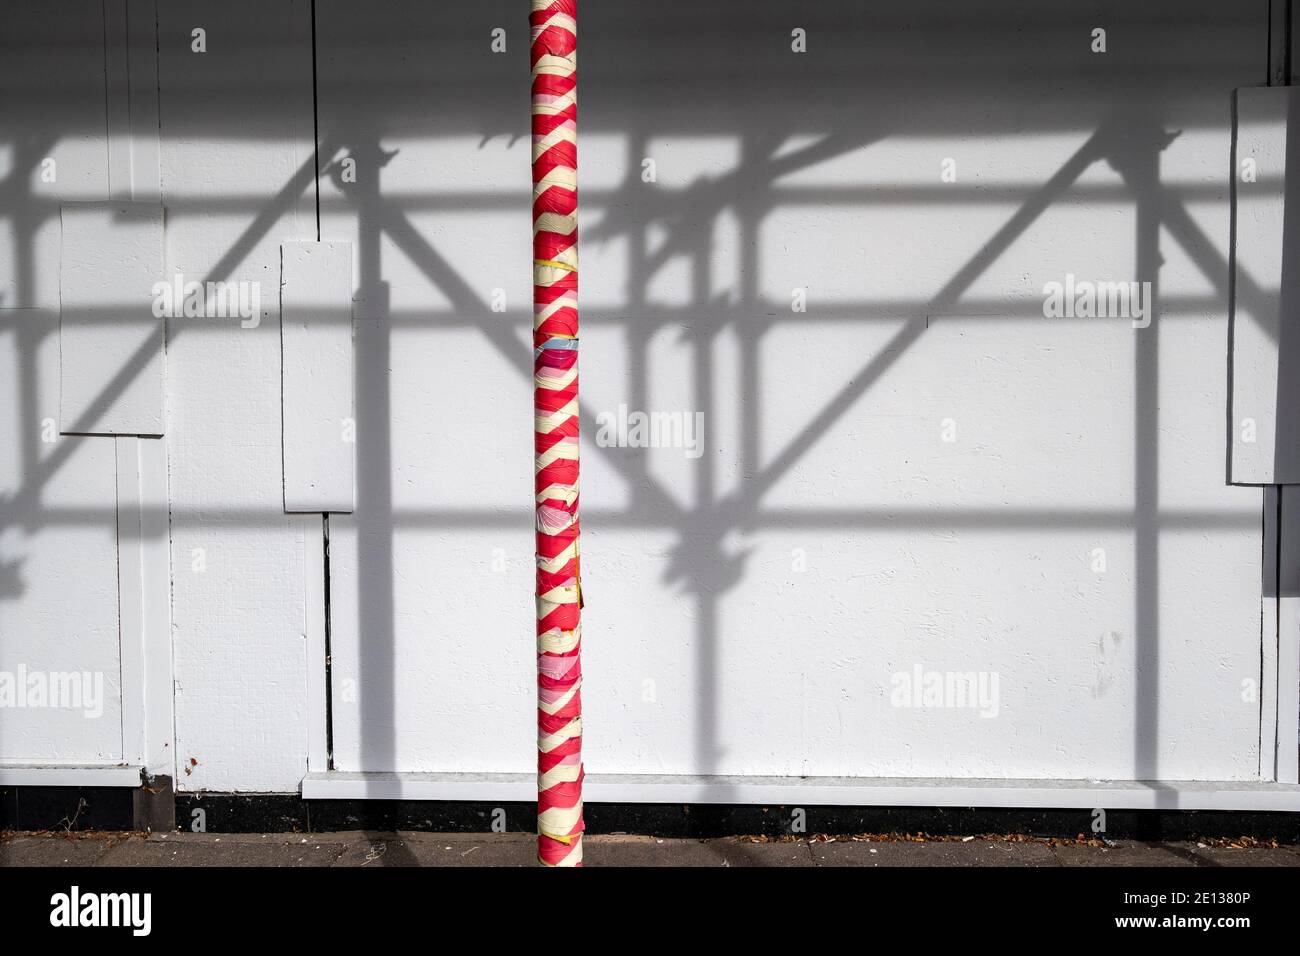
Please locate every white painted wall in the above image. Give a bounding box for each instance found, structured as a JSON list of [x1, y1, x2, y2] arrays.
[[0, 313, 123, 762], [0, 0, 1291, 792], [316, 0, 1271, 783], [157, 0, 317, 791], [0, 8, 124, 766]]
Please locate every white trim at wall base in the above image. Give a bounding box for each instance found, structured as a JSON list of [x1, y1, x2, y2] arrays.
[[299, 772, 1300, 812], [0, 765, 144, 787]]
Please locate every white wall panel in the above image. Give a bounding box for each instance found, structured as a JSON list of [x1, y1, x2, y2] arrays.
[[2, 0, 1285, 791], [0, 4, 110, 311], [0, 311, 123, 763], [281, 241, 355, 513], [0, 3, 130, 770], [1230, 87, 1300, 484], [159, 0, 317, 791], [59, 203, 165, 436], [316, 0, 1269, 783]]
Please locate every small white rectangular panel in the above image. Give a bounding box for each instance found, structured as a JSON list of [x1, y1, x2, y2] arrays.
[[281, 241, 355, 513], [59, 203, 165, 435], [1231, 87, 1300, 484]]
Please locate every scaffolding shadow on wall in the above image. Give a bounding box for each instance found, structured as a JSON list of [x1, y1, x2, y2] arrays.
[[0, 0, 1285, 791]]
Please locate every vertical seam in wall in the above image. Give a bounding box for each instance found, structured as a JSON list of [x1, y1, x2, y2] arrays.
[[1271, 0, 1279, 85], [1259, 1, 1288, 781], [123, 4, 133, 195], [323, 514, 334, 769], [312, 0, 332, 769], [154, 0, 180, 788], [1271, 1, 1294, 782], [1276, 487, 1285, 778], [114, 440, 125, 762], [310, 0, 321, 242], [101, 0, 111, 184], [152, 0, 163, 196], [1287, 0, 1294, 85], [1259, 494, 1265, 778], [1270, 0, 1293, 86], [1261, 490, 1275, 778], [1228, 90, 1239, 488]]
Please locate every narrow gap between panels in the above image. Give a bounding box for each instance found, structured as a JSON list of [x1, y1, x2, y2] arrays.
[[323, 513, 335, 770], [310, 0, 322, 241], [313, 0, 331, 770], [1277, 487, 1286, 779]]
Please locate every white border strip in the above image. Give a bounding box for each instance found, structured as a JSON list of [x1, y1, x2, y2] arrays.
[[139, 436, 173, 778], [115, 438, 146, 765], [115, 436, 173, 777], [1278, 486, 1300, 784], [1262, 486, 1280, 778], [0, 765, 144, 788], [304, 516, 329, 773], [125, 0, 162, 200], [103, 0, 132, 198], [300, 772, 1300, 812]]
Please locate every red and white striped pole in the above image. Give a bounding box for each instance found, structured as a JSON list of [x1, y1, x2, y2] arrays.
[[531, 0, 584, 867]]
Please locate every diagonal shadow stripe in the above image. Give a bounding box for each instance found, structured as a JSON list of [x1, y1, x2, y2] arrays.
[[719, 125, 1114, 523], [0, 135, 338, 531]]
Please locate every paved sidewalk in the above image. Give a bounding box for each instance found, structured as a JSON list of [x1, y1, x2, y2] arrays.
[[3, 831, 1298, 866]]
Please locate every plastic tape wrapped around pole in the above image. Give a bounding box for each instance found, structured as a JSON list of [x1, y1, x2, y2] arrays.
[[531, 0, 583, 868]]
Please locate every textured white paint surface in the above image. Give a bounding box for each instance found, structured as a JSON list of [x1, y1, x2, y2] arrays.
[[116, 437, 146, 763], [59, 203, 165, 435], [2, 0, 1292, 792], [0, 4, 110, 311], [304, 517, 329, 772], [319, 0, 1269, 784], [137, 435, 174, 776], [281, 241, 355, 513], [0, 4, 128, 768], [0, 311, 123, 763], [1231, 87, 1296, 484], [159, 0, 316, 792]]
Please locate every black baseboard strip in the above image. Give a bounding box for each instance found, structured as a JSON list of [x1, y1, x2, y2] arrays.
[[4, 786, 134, 831], [170, 793, 1300, 842], [3, 788, 1298, 842]]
